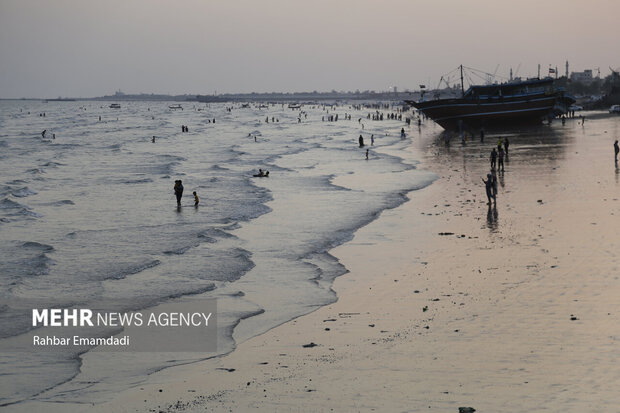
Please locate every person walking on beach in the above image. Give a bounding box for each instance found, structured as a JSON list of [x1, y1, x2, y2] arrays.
[[482, 174, 495, 205], [371, 134, 374, 146], [174, 180, 184, 206], [359, 135, 364, 147], [615, 140, 619, 162], [504, 137, 510, 157], [193, 191, 199, 207], [498, 146, 505, 171], [490, 148, 498, 170], [41, 130, 46, 138], [366, 149, 369, 160]]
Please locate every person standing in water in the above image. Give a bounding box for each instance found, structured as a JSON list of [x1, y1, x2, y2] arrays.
[[359, 135, 364, 147], [174, 180, 184, 206], [193, 191, 199, 207], [366, 149, 369, 160]]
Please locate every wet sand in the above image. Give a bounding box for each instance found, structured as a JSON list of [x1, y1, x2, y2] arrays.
[[15, 114, 620, 412]]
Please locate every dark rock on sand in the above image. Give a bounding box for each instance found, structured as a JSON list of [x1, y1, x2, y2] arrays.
[[459, 408, 476, 413]]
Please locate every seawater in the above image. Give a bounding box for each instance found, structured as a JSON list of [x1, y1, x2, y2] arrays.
[[0, 100, 436, 406]]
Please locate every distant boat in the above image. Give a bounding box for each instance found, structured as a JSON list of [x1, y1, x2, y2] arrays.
[[288, 103, 301, 109], [109, 103, 121, 109], [168, 104, 183, 110], [44, 98, 76, 102], [406, 65, 575, 131]]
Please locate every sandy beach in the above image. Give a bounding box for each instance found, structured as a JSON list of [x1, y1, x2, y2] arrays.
[[8, 113, 620, 413], [44, 114, 612, 413]]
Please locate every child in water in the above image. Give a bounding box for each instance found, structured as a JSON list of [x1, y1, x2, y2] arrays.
[[193, 191, 199, 207]]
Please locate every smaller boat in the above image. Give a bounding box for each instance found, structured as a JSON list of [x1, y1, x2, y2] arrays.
[[288, 103, 301, 109], [168, 104, 183, 110], [109, 103, 121, 109]]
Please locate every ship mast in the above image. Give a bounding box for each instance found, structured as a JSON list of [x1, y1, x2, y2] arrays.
[[460, 65, 464, 97]]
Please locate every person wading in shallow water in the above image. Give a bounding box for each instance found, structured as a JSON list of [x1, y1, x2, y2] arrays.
[[174, 180, 184, 206]]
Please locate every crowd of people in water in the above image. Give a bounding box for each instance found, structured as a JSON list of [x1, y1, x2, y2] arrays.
[[32, 101, 620, 214]]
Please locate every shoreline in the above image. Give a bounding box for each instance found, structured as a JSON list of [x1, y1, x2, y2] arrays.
[[9, 115, 620, 412]]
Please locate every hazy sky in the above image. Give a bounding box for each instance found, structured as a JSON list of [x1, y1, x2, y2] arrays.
[[1, 0, 619, 98]]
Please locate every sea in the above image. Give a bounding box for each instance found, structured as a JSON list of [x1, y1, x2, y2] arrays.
[[0, 99, 436, 406]]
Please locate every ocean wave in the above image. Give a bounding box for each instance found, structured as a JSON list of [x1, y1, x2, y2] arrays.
[[25, 168, 45, 175], [0, 241, 55, 281], [110, 259, 161, 280], [0, 198, 28, 209], [209, 164, 229, 171], [48, 200, 75, 206], [11, 187, 37, 198], [0, 198, 42, 217], [121, 178, 153, 184], [163, 246, 193, 255], [21, 241, 54, 252], [41, 161, 64, 168]]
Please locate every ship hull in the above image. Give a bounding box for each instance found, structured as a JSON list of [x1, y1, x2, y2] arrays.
[[406, 94, 559, 131]]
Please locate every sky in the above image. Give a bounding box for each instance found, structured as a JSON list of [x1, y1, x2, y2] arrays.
[[0, 0, 619, 98]]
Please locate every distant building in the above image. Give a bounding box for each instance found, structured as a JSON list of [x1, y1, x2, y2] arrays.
[[570, 70, 594, 84]]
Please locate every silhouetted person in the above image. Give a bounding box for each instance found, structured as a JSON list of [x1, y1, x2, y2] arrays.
[[498, 146, 505, 171], [366, 149, 369, 160], [174, 180, 184, 206], [504, 137, 509, 156], [41, 130, 46, 138], [359, 135, 364, 147], [490, 148, 497, 170], [152, 136, 156, 143], [615, 140, 619, 162], [482, 174, 495, 205], [193, 191, 199, 207]]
